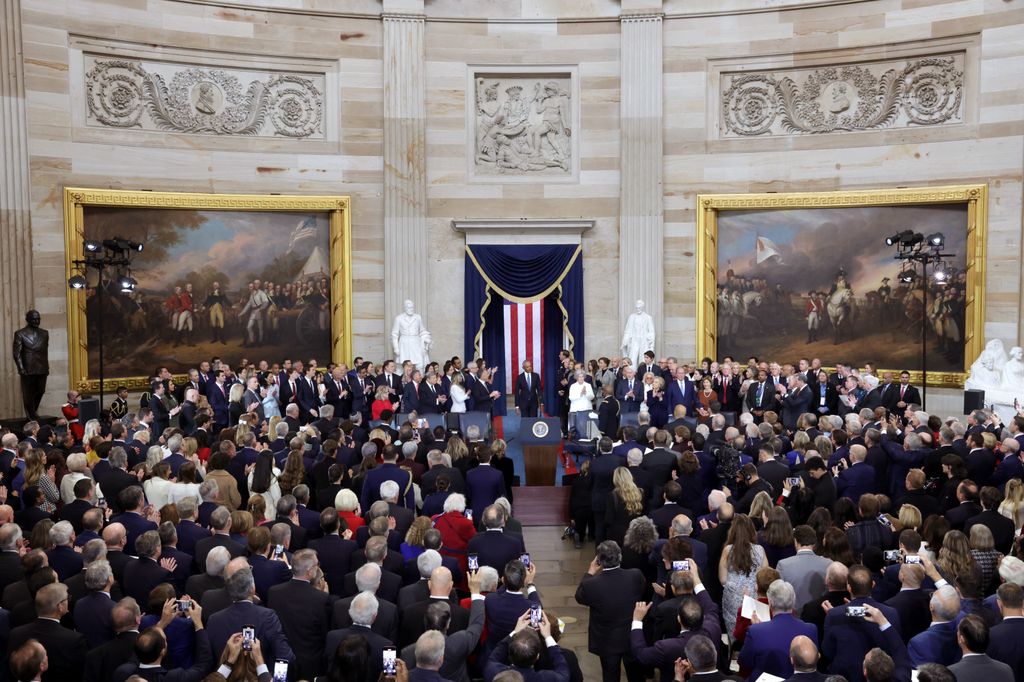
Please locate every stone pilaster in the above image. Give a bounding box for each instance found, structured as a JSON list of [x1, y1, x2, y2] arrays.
[[0, 0, 36, 419], [382, 6, 427, 336], [618, 9, 664, 355]]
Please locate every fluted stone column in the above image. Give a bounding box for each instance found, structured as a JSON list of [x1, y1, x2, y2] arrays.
[[382, 4, 427, 333], [618, 9, 664, 354], [0, 0, 36, 418]]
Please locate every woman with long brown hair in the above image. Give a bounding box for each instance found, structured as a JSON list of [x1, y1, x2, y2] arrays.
[[277, 450, 306, 496], [604, 467, 645, 546], [719, 513, 766, 635], [759, 506, 796, 567]]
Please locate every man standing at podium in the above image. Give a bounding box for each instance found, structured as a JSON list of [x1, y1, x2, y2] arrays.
[[514, 360, 542, 418]]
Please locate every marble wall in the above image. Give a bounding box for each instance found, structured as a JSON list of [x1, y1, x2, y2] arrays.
[[4, 0, 1022, 418]]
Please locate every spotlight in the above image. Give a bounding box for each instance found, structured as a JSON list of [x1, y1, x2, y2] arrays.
[[926, 232, 945, 248], [898, 270, 916, 284], [117, 274, 137, 292], [885, 233, 901, 246], [84, 240, 101, 253], [129, 241, 143, 253], [933, 266, 948, 283], [68, 274, 87, 289], [900, 231, 923, 247]]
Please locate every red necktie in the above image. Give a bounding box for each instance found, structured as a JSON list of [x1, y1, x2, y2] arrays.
[[900, 385, 906, 399]]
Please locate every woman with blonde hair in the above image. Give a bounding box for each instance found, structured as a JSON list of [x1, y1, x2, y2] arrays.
[[491, 439, 516, 504], [1000, 478, 1024, 532], [400, 516, 434, 561], [371, 384, 397, 421], [749, 491, 774, 530], [227, 382, 245, 427], [896, 504, 922, 533], [813, 435, 834, 463], [22, 449, 58, 513], [605, 467, 645, 546], [60, 452, 92, 504], [937, 529, 978, 584], [448, 372, 468, 414], [969, 524, 1001, 594], [786, 431, 812, 468], [230, 510, 254, 543], [335, 488, 365, 533]]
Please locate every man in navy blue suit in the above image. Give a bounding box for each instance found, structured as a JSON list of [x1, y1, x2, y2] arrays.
[[739, 580, 818, 681], [46, 521, 83, 583], [324, 591, 394, 681], [988, 582, 1024, 677], [309, 507, 358, 597], [123, 530, 176, 605], [780, 375, 812, 431], [467, 505, 526, 572], [174, 497, 211, 558], [109, 486, 158, 556], [907, 583, 962, 667], [296, 365, 321, 425], [465, 448, 506, 516], [483, 610, 570, 682], [665, 367, 699, 417], [821, 564, 902, 682], [206, 565, 294, 667], [360, 447, 415, 511], [590, 439, 624, 543], [206, 369, 230, 431], [834, 445, 875, 503], [484, 559, 541, 652], [402, 370, 423, 415], [616, 367, 642, 413], [73, 560, 118, 649], [514, 361, 543, 418], [991, 437, 1023, 490]]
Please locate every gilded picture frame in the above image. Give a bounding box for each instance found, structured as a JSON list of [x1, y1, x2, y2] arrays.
[[63, 188, 353, 393], [696, 185, 987, 387]]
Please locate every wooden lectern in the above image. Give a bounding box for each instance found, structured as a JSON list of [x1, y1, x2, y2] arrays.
[[520, 418, 561, 486]]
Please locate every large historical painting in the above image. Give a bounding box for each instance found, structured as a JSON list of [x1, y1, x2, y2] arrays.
[[64, 189, 352, 391], [696, 186, 987, 386]]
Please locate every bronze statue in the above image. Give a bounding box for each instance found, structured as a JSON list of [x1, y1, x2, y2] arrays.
[[13, 310, 49, 420]]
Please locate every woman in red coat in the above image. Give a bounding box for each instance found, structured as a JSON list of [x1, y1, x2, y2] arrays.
[[334, 488, 366, 534], [432, 492, 476, 574]]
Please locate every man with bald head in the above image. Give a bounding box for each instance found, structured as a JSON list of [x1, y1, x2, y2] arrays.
[[0, 505, 14, 525], [198, 555, 251, 625], [835, 444, 875, 503], [83, 597, 142, 682], [102, 522, 134, 586], [785, 635, 826, 681], [740, 580, 817, 680], [399, 566, 470, 649]]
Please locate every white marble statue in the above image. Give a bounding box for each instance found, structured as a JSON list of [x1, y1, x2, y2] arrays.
[[621, 299, 656, 369], [965, 338, 1024, 421], [391, 300, 431, 370]]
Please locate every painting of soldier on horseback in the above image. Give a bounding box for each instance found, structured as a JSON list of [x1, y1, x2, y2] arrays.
[[710, 202, 970, 373]]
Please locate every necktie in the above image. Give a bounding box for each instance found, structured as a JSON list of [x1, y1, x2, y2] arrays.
[[900, 385, 906, 399], [757, 383, 764, 404], [290, 380, 296, 396], [526, 374, 530, 389]]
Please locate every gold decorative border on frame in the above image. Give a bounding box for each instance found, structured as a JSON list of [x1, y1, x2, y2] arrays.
[[63, 188, 353, 393], [695, 185, 987, 388]]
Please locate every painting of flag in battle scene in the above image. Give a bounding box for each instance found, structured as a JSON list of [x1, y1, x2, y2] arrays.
[[79, 206, 334, 378], [713, 203, 970, 373]]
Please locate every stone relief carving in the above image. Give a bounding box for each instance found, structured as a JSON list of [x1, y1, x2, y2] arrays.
[[473, 73, 573, 176], [720, 54, 964, 138], [85, 57, 324, 138]]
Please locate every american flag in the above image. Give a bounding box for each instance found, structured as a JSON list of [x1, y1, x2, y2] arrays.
[[288, 217, 319, 253], [502, 299, 543, 394]]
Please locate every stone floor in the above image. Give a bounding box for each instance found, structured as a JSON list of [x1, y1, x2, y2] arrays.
[[522, 525, 604, 681]]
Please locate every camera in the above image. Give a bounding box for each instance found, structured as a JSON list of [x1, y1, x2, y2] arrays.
[[176, 599, 191, 613], [847, 606, 867, 618], [272, 660, 289, 682], [672, 560, 690, 572], [787, 477, 801, 486], [520, 553, 530, 568], [529, 604, 543, 628], [272, 544, 285, 559], [468, 553, 479, 572], [904, 555, 922, 565], [883, 550, 900, 564], [876, 514, 893, 529], [464, 509, 473, 521], [382, 647, 397, 675]]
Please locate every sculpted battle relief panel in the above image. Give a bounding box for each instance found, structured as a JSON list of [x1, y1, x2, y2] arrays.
[[83, 55, 326, 139], [470, 69, 576, 180], [719, 52, 965, 138]]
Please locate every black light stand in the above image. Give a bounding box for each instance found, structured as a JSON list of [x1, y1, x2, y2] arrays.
[[886, 230, 955, 409], [68, 238, 142, 408]]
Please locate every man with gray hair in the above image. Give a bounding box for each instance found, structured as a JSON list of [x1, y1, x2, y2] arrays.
[[206, 565, 295, 668], [344, 536, 401, 603], [273, 494, 308, 550], [380, 479, 415, 538], [412, 630, 447, 678], [266, 548, 331, 680], [399, 548, 443, 611], [331, 562, 400, 642], [97, 446, 137, 514], [402, 569, 486, 682], [467, 503, 526, 574], [739, 579, 817, 680], [185, 544, 230, 602], [194, 505, 245, 571], [326, 591, 394, 680], [196, 478, 221, 526], [122, 529, 175, 604], [65, 538, 111, 609], [174, 495, 211, 557], [73, 559, 116, 648], [45, 521, 82, 582], [908, 584, 962, 667], [6, 582, 86, 680], [163, 433, 188, 476]]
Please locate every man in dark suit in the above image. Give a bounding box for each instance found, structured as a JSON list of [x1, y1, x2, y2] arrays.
[[590, 440, 624, 543], [991, 438, 1024, 489], [174, 498, 211, 558], [641, 431, 679, 503], [376, 360, 403, 404], [324, 591, 395, 680], [465, 449, 506, 516], [908, 584, 962, 667], [782, 636, 829, 682], [309, 507, 358, 596], [360, 449, 415, 511], [193, 507, 245, 573], [6, 583, 87, 682], [401, 371, 423, 415], [293, 366, 320, 425], [111, 606, 213, 682], [332, 562, 399, 643], [109, 486, 158, 555], [744, 368, 777, 419], [397, 550, 438, 611], [988, 582, 1024, 679], [965, 431, 997, 487], [247, 526, 292, 603], [156, 523, 192, 595], [885, 371, 921, 414], [884, 562, 932, 643], [45, 521, 83, 582], [148, 381, 178, 440], [650, 482, 691, 540], [484, 559, 541, 652], [177, 389, 198, 436], [123, 530, 176, 605], [514, 361, 542, 418], [945, 480, 982, 531], [82, 598, 141, 682], [206, 565, 294, 667], [483, 611, 571, 682], [73, 559, 118, 648], [780, 375, 812, 431], [965, 486, 1017, 554], [835, 445, 875, 503], [420, 452, 465, 495], [398, 566, 469, 649], [948, 614, 1015, 681], [324, 366, 352, 419], [0, 523, 24, 596], [615, 367, 642, 414], [467, 505, 526, 572], [896, 468, 942, 519], [58, 478, 95, 534], [343, 537, 401, 603], [266, 549, 332, 681], [821, 564, 902, 682], [575, 540, 646, 682], [665, 367, 699, 418], [739, 580, 818, 681]]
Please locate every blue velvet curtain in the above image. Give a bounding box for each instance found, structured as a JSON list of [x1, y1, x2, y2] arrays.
[[464, 244, 584, 416]]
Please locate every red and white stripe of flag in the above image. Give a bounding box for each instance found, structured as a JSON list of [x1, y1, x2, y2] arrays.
[[503, 300, 543, 394]]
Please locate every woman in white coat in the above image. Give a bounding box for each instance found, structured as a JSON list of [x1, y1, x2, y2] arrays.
[[247, 451, 281, 521], [449, 373, 469, 414]]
